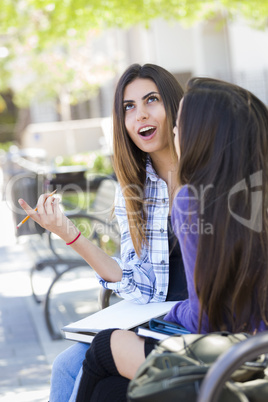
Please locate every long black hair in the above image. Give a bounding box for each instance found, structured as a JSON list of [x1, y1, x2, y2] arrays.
[[178, 77, 268, 332]]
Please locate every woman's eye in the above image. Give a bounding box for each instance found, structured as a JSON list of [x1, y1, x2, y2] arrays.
[[124, 103, 134, 111], [147, 96, 158, 103]]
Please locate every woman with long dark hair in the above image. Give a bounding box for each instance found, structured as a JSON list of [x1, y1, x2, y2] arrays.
[[170, 77, 268, 334], [18, 64, 187, 401]]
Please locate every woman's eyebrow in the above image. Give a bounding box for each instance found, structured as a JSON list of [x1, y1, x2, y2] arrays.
[[142, 91, 160, 100], [123, 91, 160, 104]]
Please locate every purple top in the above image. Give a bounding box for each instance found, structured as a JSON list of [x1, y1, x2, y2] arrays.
[[164, 185, 208, 333], [164, 185, 266, 334]]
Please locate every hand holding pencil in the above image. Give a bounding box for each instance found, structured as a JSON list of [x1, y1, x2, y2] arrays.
[[17, 189, 57, 228], [17, 190, 79, 245]]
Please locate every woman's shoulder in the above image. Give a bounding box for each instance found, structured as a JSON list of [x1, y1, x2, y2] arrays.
[[176, 184, 191, 197], [173, 185, 198, 214]]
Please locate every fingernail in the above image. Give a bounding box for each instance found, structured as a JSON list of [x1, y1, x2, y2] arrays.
[[18, 199, 23, 205]]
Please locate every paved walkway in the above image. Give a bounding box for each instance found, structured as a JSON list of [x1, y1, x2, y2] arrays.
[[0, 198, 72, 401]]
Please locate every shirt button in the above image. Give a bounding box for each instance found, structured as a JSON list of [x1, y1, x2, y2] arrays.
[[160, 260, 165, 265], [160, 228, 164, 233], [159, 291, 164, 295]]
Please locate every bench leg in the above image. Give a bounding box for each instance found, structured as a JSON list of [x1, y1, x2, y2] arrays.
[[44, 264, 100, 340], [30, 263, 58, 304], [30, 266, 43, 304], [44, 270, 65, 340]]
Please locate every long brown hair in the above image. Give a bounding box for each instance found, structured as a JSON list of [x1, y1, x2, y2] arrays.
[[178, 77, 268, 333], [113, 64, 183, 256]]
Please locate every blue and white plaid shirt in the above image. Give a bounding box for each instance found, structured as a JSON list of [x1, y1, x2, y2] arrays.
[[98, 158, 170, 304]]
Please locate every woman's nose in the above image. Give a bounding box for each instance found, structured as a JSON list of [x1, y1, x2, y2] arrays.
[[136, 106, 148, 121]]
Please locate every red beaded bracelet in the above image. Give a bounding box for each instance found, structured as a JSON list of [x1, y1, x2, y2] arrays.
[[66, 231, 81, 245]]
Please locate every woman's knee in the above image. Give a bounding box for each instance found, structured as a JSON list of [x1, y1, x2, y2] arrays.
[[51, 349, 70, 377], [111, 330, 145, 379]]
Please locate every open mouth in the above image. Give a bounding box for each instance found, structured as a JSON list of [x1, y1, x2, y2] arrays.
[[138, 126, 156, 137]]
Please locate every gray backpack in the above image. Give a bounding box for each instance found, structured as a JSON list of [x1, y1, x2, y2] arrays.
[[127, 332, 268, 402]]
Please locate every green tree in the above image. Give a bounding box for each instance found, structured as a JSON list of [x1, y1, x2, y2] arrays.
[[1, 0, 267, 47], [0, 0, 267, 107]]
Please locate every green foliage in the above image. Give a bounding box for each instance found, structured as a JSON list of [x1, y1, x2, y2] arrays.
[[0, 91, 17, 142], [0, 59, 12, 93], [55, 151, 113, 175], [1, 0, 267, 106], [0, 141, 15, 152], [220, 0, 268, 28], [62, 192, 95, 211], [91, 154, 113, 175], [1, 0, 267, 48]]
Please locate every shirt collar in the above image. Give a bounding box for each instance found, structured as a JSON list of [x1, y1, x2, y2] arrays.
[[146, 157, 159, 182]]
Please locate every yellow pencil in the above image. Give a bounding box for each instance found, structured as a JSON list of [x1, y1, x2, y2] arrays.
[[17, 189, 57, 229]]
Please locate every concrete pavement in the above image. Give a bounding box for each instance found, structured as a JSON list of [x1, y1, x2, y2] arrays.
[[0, 198, 73, 402]]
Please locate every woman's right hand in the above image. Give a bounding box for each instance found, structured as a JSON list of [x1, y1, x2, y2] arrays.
[[18, 193, 79, 243]]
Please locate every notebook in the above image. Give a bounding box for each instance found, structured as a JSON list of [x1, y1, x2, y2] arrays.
[[62, 299, 178, 343]]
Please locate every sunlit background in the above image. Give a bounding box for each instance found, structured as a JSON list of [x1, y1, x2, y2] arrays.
[[1, 0, 268, 161], [0, 1, 268, 400]]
